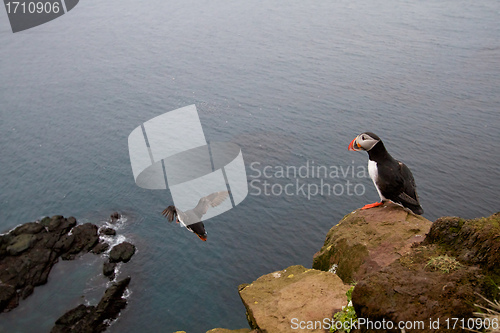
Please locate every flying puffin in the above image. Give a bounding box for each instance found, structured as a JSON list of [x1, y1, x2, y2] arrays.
[[161, 191, 229, 241], [348, 132, 423, 215]]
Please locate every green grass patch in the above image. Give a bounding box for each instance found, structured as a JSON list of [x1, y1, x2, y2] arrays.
[[425, 255, 462, 273], [330, 285, 357, 333]]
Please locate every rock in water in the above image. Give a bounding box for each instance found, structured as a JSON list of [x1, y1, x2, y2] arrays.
[[91, 241, 109, 255], [54, 304, 94, 327], [109, 242, 136, 263], [110, 212, 121, 223], [238, 265, 349, 332], [10, 222, 45, 236], [6, 234, 37, 255], [0, 284, 17, 310], [51, 277, 131, 333], [0, 216, 108, 312], [99, 227, 116, 236], [312, 201, 432, 283], [61, 223, 99, 260], [103, 261, 117, 279]]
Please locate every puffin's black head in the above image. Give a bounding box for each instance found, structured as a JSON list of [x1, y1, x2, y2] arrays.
[[187, 222, 208, 241], [348, 132, 381, 152]]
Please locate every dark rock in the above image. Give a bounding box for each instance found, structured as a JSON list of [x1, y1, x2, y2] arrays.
[[53, 234, 75, 254], [44, 215, 62, 226], [91, 242, 109, 255], [109, 242, 135, 263], [1, 214, 135, 316], [96, 276, 130, 316], [103, 261, 116, 279], [61, 223, 99, 260], [11, 222, 45, 236], [0, 283, 17, 311], [99, 227, 116, 236], [110, 212, 121, 223], [21, 284, 34, 299], [40, 216, 51, 227], [42, 217, 77, 250], [0, 216, 105, 312], [46, 216, 74, 233], [6, 234, 37, 255], [0, 234, 13, 258], [51, 277, 131, 333], [71, 223, 99, 252], [0, 234, 12, 245], [54, 304, 95, 326], [42, 232, 61, 249], [352, 212, 500, 332], [27, 249, 58, 286]]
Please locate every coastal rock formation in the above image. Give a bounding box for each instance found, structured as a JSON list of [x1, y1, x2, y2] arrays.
[[312, 201, 432, 283], [238, 265, 349, 333], [99, 227, 116, 236], [51, 277, 131, 333], [352, 213, 500, 332], [103, 261, 117, 279], [91, 241, 109, 255], [211, 207, 499, 333], [61, 223, 99, 260], [110, 212, 121, 223], [0, 216, 99, 312], [109, 241, 136, 263]]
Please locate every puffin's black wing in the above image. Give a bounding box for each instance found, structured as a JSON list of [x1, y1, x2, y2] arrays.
[[396, 161, 423, 215], [161, 206, 177, 222]]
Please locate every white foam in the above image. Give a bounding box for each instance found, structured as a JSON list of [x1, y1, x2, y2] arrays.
[[102, 215, 128, 232], [100, 234, 128, 253]]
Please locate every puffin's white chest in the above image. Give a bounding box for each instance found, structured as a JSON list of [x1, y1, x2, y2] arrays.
[[368, 160, 386, 200]]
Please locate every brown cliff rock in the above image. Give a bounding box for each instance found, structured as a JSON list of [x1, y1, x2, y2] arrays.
[[313, 201, 432, 283]]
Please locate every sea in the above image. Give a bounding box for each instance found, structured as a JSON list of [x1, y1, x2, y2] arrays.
[[0, 0, 499, 332]]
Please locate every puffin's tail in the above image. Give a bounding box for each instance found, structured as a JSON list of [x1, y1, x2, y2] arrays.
[[403, 202, 423, 215], [410, 205, 424, 215]]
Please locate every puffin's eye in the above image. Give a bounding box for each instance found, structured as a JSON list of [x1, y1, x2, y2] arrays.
[[361, 135, 365, 140]]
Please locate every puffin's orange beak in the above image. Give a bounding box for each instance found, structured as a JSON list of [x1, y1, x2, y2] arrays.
[[348, 137, 361, 151], [197, 234, 207, 241]]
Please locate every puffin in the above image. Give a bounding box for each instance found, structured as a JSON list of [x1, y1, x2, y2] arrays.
[[348, 132, 423, 215], [161, 191, 229, 241]]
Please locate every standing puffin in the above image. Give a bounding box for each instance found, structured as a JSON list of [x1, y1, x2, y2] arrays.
[[348, 132, 423, 215], [161, 191, 229, 241]]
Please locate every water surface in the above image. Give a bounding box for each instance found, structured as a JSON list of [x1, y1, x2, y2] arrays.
[[0, 0, 499, 331]]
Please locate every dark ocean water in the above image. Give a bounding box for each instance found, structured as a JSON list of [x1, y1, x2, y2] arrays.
[[1, 0, 499, 332]]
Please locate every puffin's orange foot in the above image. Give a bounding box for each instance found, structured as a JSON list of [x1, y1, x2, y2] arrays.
[[361, 202, 384, 210]]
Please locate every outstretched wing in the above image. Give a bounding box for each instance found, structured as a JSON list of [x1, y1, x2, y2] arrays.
[[161, 206, 188, 223], [161, 206, 177, 222], [193, 191, 230, 217]]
